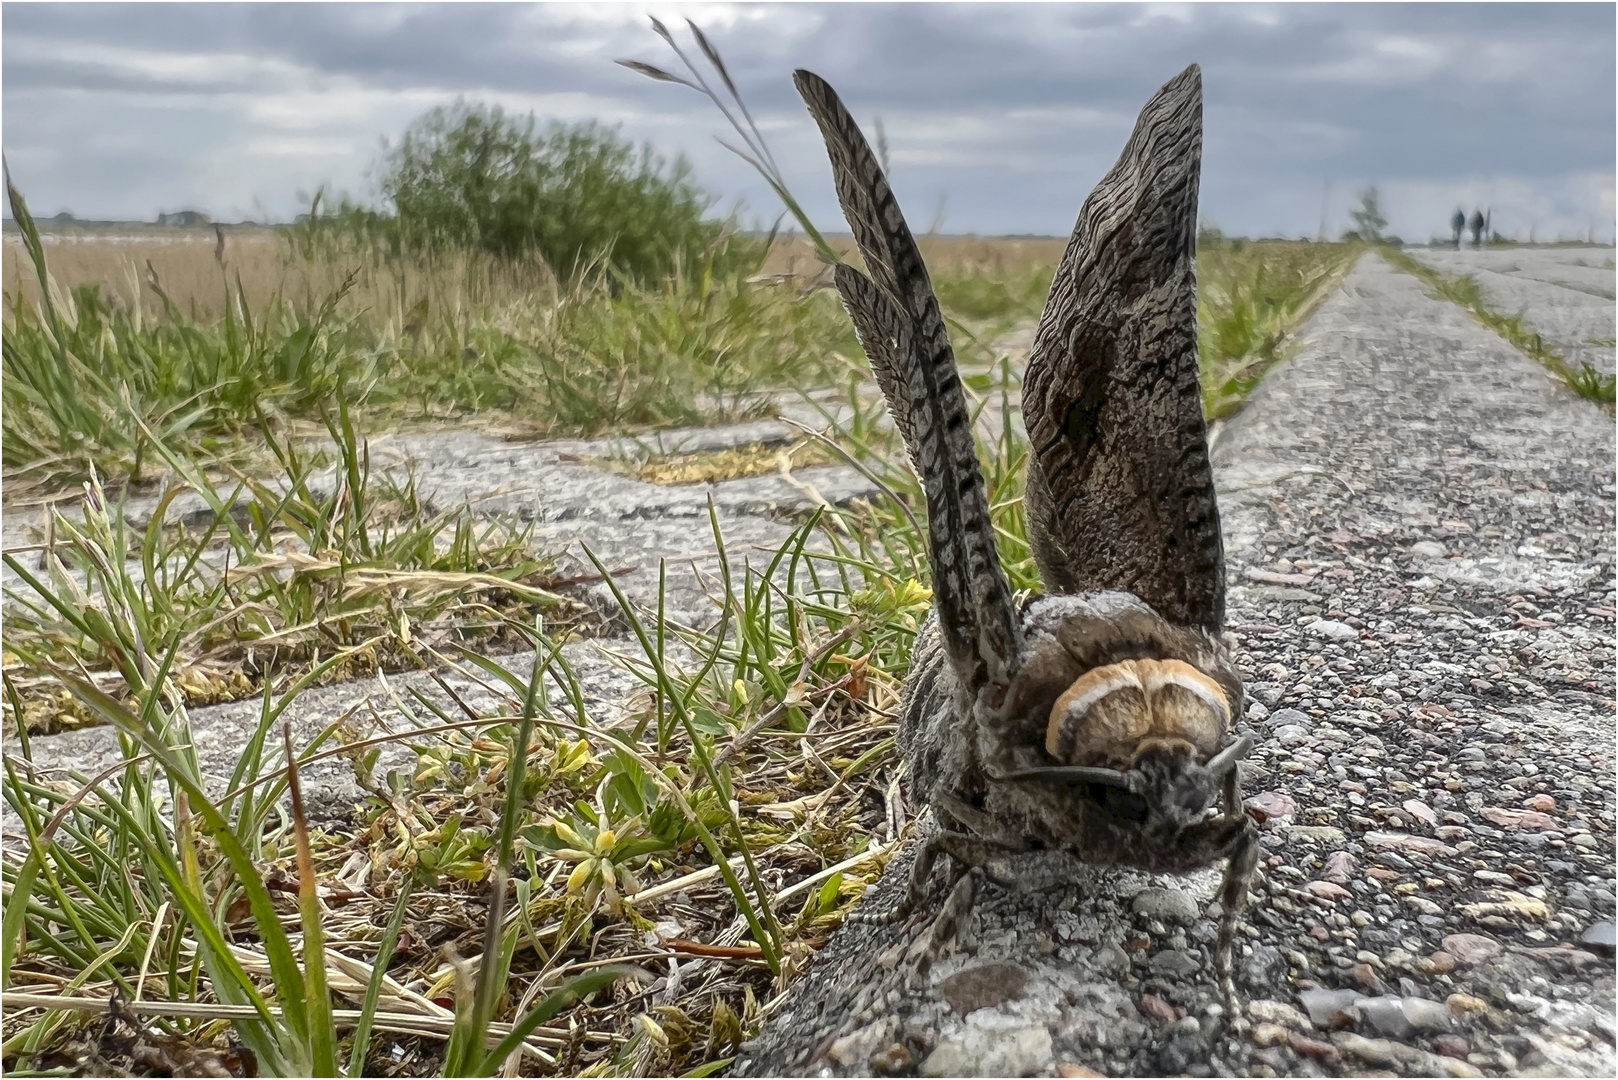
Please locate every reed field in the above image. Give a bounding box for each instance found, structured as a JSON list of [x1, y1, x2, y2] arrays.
[[1, 81, 1360, 1073]]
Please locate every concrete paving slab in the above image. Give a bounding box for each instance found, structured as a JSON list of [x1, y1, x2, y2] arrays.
[[1407, 246, 1616, 376]]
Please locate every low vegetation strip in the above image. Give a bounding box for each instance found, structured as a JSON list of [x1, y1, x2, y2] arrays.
[[1382, 246, 1617, 406], [1196, 234, 1363, 418]]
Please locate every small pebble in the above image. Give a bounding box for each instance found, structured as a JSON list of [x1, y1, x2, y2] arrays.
[[1247, 999, 1311, 1030], [1245, 790, 1299, 822], [1304, 880, 1352, 902], [1579, 920, 1616, 957], [1273, 723, 1312, 748], [1358, 995, 1412, 1039], [1287, 1031, 1341, 1062], [1131, 888, 1199, 925], [869, 1044, 913, 1075], [1401, 996, 1454, 1032], [1351, 962, 1386, 994], [1147, 949, 1201, 976], [1323, 850, 1357, 883], [1138, 993, 1177, 1023], [1440, 933, 1502, 965], [1421, 950, 1457, 974], [1264, 707, 1312, 729], [1250, 1022, 1290, 1048], [1401, 799, 1438, 826], [1481, 807, 1556, 831], [1298, 987, 1361, 1027], [1334, 1032, 1398, 1065], [1434, 1034, 1470, 1060]]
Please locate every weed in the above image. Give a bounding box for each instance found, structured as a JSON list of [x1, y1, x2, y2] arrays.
[[2, 542, 639, 1074], [2, 390, 567, 734]]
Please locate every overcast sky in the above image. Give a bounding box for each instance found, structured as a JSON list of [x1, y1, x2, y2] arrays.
[[3, 2, 1614, 242]]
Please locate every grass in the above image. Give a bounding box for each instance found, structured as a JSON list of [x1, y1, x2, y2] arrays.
[[2, 52, 1359, 1071], [1, 403, 573, 735], [1383, 246, 1617, 406], [1196, 234, 1362, 418], [2, 473, 915, 1076], [2, 189, 863, 495]]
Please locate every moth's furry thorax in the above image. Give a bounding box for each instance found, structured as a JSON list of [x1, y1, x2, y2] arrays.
[[898, 593, 1245, 865]]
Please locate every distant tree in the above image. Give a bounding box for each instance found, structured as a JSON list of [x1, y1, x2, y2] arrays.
[[1346, 187, 1389, 243], [375, 101, 748, 283]]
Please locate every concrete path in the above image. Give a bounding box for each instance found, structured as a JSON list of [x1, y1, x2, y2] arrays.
[[739, 251, 1615, 1077], [1405, 245, 1615, 377]]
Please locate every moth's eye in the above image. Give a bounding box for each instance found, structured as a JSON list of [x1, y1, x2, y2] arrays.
[[1046, 662, 1151, 765]]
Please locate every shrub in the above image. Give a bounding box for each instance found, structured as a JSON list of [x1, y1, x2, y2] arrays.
[[370, 102, 755, 283]]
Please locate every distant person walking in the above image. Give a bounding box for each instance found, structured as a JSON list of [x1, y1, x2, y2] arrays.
[[1451, 208, 1466, 248], [1469, 209, 1485, 248]]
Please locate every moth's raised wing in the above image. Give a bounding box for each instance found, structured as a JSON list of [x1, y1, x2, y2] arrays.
[[795, 69, 1019, 693], [1021, 64, 1225, 631]]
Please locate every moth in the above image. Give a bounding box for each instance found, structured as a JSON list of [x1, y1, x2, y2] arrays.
[[793, 63, 1259, 1001]]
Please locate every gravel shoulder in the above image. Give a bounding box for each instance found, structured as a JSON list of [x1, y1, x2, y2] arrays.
[[737, 251, 1616, 1077]]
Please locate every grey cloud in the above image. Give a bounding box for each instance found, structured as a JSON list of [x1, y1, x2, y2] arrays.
[[2, 2, 1611, 240]]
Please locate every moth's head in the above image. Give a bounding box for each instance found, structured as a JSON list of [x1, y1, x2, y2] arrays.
[[999, 731, 1251, 830], [1130, 739, 1223, 829]]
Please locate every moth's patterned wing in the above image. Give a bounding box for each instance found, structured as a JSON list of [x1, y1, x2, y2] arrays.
[[795, 68, 1020, 693], [1021, 63, 1225, 631], [830, 262, 920, 458]]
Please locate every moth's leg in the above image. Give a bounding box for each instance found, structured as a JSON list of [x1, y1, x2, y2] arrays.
[[934, 791, 1032, 894], [1216, 819, 1260, 1013], [1222, 756, 1243, 816], [934, 791, 1024, 846], [849, 828, 1017, 926]]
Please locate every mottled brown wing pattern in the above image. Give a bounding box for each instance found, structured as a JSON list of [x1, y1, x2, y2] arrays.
[[794, 68, 1020, 693], [1021, 64, 1226, 632], [830, 262, 921, 457]]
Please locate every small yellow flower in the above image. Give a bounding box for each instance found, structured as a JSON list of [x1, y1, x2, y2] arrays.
[[552, 820, 588, 848], [566, 859, 597, 894]]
